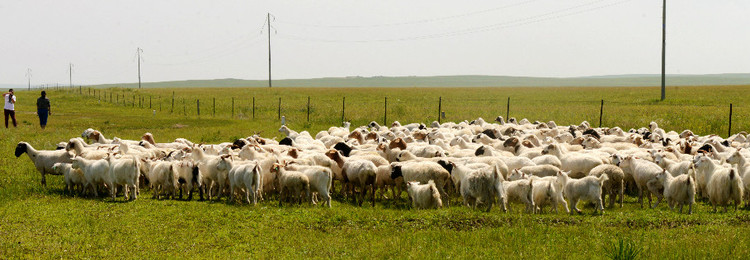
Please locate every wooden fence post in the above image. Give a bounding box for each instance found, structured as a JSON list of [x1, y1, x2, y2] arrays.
[[438, 97, 442, 124], [307, 96, 310, 122], [384, 97, 387, 126], [232, 97, 235, 118], [599, 99, 604, 127], [506, 97, 510, 120], [342, 97, 346, 123], [252, 97, 255, 119], [729, 103, 733, 137], [197, 99, 200, 116], [278, 97, 281, 120]]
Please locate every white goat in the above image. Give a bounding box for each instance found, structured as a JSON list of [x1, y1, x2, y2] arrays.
[[459, 164, 506, 212], [726, 150, 750, 207], [285, 164, 333, 207], [588, 164, 625, 208], [654, 153, 692, 176], [106, 155, 140, 201], [51, 162, 85, 195], [516, 165, 559, 178], [542, 143, 603, 178], [617, 156, 663, 208], [271, 163, 311, 206], [341, 159, 378, 206], [141, 159, 177, 199], [531, 180, 558, 214], [503, 178, 535, 213], [531, 155, 562, 168], [191, 147, 228, 200], [221, 159, 262, 205], [694, 155, 743, 212], [390, 161, 451, 205], [71, 157, 110, 197], [66, 138, 110, 160], [405, 180, 443, 209], [560, 171, 608, 214], [655, 169, 695, 214]]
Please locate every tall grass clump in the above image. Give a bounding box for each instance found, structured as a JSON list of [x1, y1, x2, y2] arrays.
[[604, 238, 644, 260]]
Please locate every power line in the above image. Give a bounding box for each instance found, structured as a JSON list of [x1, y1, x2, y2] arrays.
[[148, 34, 264, 66], [276, 0, 541, 29], [148, 33, 262, 59], [148, 17, 267, 66], [276, 0, 632, 43]]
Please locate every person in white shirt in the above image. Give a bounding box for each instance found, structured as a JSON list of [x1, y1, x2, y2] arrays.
[[4, 88, 17, 128]]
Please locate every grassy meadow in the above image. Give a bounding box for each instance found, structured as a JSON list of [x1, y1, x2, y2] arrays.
[[1, 85, 750, 258]]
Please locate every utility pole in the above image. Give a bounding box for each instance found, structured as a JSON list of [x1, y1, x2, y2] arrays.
[[137, 47, 143, 89], [660, 0, 666, 101], [26, 69, 32, 91], [267, 13, 272, 88], [69, 63, 73, 88]]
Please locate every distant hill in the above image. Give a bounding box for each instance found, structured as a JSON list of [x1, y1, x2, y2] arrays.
[[36, 73, 750, 89], [0, 84, 25, 90]]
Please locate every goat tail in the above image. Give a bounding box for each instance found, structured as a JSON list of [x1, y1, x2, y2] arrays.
[[598, 173, 609, 185], [253, 164, 262, 194], [493, 163, 504, 181], [326, 169, 333, 193], [729, 168, 744, 202], [527, 179, 534, 204], [686, 175, 695, 204]]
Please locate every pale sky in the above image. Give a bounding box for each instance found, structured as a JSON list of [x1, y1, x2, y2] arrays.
[[1, 0, 749, 86]]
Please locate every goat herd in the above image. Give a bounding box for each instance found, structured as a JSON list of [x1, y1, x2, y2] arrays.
[[13, 117, 750, 214]]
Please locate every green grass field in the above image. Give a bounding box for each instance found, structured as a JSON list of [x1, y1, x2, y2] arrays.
[[1, 86, 750, 258]]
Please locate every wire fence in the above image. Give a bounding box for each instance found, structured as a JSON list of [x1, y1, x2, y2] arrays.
[[42, 86, 746, 138]]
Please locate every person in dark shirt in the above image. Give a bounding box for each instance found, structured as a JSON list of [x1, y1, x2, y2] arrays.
[[36, 91, 51, 129]]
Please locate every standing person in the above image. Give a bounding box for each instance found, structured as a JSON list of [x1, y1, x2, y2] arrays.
[[37, 91, 51, 129], [3, 88, 16, 128]]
